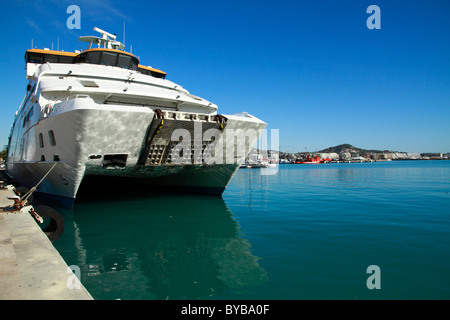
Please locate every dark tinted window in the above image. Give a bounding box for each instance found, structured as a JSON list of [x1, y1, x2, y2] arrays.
[[138, 67, 166, 79], [59, 55, 74, 63], [27, 53, 45, 63], [77, 53, 87, 63], [117, 54, 132, 69], [151, 71, 165, 79], [46, 55, 58, 63], [131, 57, 138, 70], [26, 52, 75, 64], [101, 51, 118, 66], [76, 51, 138, 70], [137, 67, 150, 75], [85, 51, 101, 64]]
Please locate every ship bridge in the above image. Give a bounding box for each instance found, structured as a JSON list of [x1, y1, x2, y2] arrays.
[[25, 27, 166, 79]]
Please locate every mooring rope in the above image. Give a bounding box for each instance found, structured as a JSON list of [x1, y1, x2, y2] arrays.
[[20, 162, 58, 203]]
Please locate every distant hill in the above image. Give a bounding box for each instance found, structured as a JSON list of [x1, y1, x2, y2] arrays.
[[317, 144, 390, 154], [275, 144, 447, 161], [277, 144, 411, 157]]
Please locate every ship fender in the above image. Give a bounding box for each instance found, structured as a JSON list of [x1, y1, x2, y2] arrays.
[[35, 205, 65, 242]]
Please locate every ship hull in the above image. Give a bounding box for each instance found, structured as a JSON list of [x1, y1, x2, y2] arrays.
[[6, 97, 266, 207], [8, 163, 240, 208]]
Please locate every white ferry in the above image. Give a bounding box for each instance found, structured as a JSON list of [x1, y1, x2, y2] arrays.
[[5, 27, 266, 207]]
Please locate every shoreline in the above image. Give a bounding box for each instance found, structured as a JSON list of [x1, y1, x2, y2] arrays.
[[278, 158, 450, 164]]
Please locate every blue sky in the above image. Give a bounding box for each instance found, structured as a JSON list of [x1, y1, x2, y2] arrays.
[[0, 0, 449, 153]]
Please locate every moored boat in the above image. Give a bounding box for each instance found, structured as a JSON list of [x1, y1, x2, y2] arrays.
[[300, 153, 322, 164], [5, 27, 266, 207]]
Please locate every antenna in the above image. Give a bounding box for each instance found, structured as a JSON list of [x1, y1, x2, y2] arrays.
[[93, 27, 116, 40], [123, 22, 125, 46]]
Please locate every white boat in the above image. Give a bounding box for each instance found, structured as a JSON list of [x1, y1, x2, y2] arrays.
[[5, 27, 266, 207]]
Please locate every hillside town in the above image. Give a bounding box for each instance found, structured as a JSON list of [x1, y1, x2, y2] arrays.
[[281, 143, 449, 164], [244, 144, 449, 166], [279, 151, 449, 164]]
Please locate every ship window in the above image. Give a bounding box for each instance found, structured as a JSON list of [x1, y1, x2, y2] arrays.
[[39, 133, 44, 148], [77, 53, 86, 63], [131, 58, 139, 70], [85, 51, 101, 64], [46, 55, 58, 63], [59, 55, 74, 63], [77, 51, 138, 70], [101, 51, 118, 66], [48, 130, 56, 146], [26, 52, 76, 64], [27, 52, 45, 64], [137, 67, 166, 79], [137, 67, 149, 75], [151, 71, 166, 79], [117, 54, 132, 69]]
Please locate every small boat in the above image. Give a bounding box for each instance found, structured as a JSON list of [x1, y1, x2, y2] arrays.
[[300, 153, 322, 164]]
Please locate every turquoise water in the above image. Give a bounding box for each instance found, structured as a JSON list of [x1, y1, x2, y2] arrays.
[[54, 160, 450, 300]]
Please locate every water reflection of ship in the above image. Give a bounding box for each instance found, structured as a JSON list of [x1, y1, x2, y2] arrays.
[[55, 189, 268, 300], [234, 167, 270, 209]]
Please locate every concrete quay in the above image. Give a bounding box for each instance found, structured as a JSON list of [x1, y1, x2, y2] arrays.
[[0, 185, 92, 300]]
